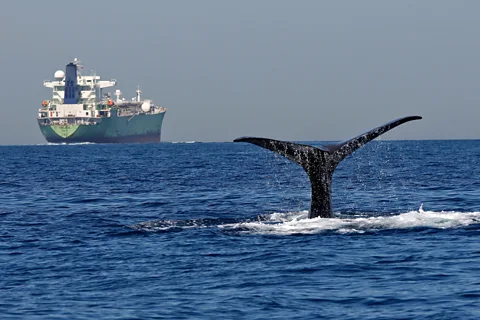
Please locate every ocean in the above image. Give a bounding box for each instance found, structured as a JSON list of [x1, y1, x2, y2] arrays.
[[1, 140, 479, 319]]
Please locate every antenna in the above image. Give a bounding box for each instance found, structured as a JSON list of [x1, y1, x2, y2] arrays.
[[73, 58, 84, 75]]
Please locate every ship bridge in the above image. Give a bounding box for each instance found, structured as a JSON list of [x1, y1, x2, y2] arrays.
[[39, 58, 118, 122]]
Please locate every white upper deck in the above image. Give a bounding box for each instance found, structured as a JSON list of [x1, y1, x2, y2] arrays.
[[43, 58, 117, 106]]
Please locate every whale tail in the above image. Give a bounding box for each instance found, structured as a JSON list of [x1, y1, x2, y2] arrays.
[[234, 116, 422, 218]]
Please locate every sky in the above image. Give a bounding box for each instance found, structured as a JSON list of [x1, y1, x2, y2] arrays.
[[1, 0, 479, 144]]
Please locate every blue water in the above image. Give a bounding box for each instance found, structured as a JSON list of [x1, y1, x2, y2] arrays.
[[1, 140, 480, 319]]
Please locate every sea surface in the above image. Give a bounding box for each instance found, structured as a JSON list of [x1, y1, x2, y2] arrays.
[[1, 140, 479, 319]]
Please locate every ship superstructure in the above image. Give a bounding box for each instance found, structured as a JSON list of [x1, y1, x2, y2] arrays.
[[38, 58, 166, 143]]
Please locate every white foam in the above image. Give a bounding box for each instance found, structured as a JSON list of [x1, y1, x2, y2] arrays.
[[131, 219, 205, 231], [43, 142, 96, 146], [220, 209, 480, 235]]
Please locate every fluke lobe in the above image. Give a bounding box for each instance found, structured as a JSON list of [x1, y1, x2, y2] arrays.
[[234, 116, 422, 219]]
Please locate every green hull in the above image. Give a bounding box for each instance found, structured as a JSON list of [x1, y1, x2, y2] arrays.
[[39, 111, 166, 143]]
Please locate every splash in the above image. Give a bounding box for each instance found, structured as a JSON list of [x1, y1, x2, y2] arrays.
[[130, 208, 480, 235], [219, 209, 480, 235]]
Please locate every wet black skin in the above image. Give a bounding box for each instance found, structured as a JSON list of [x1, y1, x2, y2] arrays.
[[234, 116, 422, 218]]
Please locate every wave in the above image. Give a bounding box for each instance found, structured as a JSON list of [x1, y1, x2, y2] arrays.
[[130, 217, 238, 232], [171, 141, 196, 144]]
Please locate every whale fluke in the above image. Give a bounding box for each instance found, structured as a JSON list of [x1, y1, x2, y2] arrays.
[[234, 116, 422, 218]]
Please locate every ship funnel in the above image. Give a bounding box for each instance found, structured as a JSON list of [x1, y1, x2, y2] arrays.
[[64, 62, 78, 104]]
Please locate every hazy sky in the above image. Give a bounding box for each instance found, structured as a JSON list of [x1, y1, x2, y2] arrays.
[[1, 0, 479, 144]]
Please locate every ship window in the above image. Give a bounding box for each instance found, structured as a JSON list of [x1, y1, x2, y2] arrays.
[[54, 86, 65, 91]]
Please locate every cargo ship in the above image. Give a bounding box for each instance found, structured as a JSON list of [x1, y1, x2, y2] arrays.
[[38, 58, 166, 143]]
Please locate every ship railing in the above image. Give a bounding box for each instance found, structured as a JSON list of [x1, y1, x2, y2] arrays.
[[39, 118, 101, 126]]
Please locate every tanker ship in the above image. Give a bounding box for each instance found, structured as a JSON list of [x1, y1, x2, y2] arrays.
[[37, 58, 167, 143]]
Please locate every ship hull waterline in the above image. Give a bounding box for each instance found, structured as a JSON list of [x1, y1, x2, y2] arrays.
[[38, 111, 165, 144]]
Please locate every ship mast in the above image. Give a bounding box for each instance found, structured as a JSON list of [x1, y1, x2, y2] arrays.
[[115, 89, 122, 103], [136, 86, 142, 102], [72, 58, 83, 76]]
